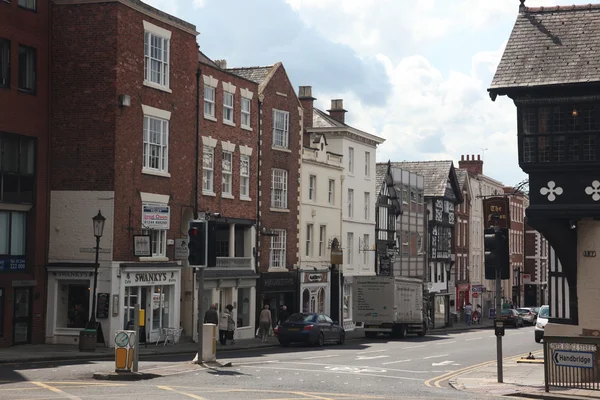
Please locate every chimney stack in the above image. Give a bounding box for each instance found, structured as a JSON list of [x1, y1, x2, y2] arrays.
[[299, 86, 316, 147], [214, 59, 227, 69], [458, 154, 484, 175], [327, 99, 347, 124], [519, 0, 526, 13]]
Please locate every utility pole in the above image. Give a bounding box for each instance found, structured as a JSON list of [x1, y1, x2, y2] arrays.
[[495, 265, 503, 383]]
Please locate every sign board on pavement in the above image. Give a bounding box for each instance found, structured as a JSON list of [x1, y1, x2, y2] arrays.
[[553, 350, 594, 369]]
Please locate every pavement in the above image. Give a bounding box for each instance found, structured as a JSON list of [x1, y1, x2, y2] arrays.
[[449, 351, 600, 400], [0, 319, 493, 365]]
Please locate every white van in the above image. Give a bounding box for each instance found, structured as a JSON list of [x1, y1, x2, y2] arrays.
[[534, 305, 549, 343]]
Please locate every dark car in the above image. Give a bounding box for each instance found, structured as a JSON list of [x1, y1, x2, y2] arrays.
[[500, 309, 524, 327], [277, 313, 345, 347]]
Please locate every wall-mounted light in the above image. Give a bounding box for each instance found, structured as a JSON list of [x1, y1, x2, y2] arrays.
[[118, 94, 131, 107], [572, 108, 578, 117]]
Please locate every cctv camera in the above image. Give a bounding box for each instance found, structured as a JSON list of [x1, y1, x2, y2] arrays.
[[213, 212, 221, 218]]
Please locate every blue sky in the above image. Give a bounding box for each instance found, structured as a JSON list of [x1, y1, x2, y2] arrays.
[[146, 0, 577, 188]]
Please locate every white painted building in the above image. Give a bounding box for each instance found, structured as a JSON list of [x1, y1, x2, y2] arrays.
[[298, 135, 344, 317], [299, 92, 384, 329]]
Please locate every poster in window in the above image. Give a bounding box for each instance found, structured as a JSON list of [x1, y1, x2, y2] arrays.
[[96, 293, 110, 319], [133, 235, 151, 257]]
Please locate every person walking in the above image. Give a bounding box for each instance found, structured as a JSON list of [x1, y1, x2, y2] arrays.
[[224, 304, 236, 345], [464, 302, 472, 326], [277, 305, 289, 326], [219, 306, 234, 345], [259, 304, 272, 343]]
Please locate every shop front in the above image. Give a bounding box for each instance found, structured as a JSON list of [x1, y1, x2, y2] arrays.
[[342, 276, 355, 330], [45, 266, 95, 345], [118, 264, 182, 345], [259, 271, 298, 325], [456, 283, 470, 311], [299, 269, 330, 316]]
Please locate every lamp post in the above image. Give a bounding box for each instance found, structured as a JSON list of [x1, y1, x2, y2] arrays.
[[89, 210, 106, 328]]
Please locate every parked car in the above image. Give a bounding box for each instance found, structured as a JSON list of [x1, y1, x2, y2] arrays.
[[535, 305, 550, 343], [517, 307, 537, 325], [277, 313, 345, 347], [500, 308, 524, 327]]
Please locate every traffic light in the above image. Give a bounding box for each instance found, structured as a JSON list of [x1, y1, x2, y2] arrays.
[[187, 221, 207, 266], [484, 227, 510, 280]]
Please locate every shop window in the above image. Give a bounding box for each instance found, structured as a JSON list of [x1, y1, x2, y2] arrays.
[[0, 287, 4, 337], [152, 285, 170, 329], [0, 211, 26, 257], [123, 286, 141, 329], [236, 288, 250, 328], [56, 281, 90, 329], [343, 283, 351, 320], [317, 288, 325, 313], [0, 134, 36, 204], [302, 289, 310, 313]]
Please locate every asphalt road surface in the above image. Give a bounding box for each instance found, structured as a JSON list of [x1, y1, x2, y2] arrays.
[[0, 326, 541, 400]]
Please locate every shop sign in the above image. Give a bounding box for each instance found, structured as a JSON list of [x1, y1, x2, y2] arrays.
[[262, 272, 296, 292], [123, 271, 178, 286], [457, 283, 470, 292], [330, 249, 343, 265], [523, 273, 532, 284], [53, 271, 92, 278], [482, 197, 511, 229], [174, 238, 189, 260], [304, 272, 327, 283], [472, 285, 485, 293], [142, 203, 170, 230], [0, 256, 25, 272]]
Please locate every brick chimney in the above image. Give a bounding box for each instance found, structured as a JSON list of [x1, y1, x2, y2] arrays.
[[299, 86, 315, 147], [214, 59, 227, 69], [327, 99, 347, 124], [458, 154, 483, 175]]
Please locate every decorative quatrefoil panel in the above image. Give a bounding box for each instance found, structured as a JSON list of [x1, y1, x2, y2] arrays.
[[540, 181, 563, 202], [585, 180, 600, 202]]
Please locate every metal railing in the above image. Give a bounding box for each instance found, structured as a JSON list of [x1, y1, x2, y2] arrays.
[[544, 335, 600, 392], [215, 257, 252, 269]]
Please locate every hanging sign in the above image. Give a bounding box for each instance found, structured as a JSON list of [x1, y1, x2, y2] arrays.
[[482, 197, 511, 229]]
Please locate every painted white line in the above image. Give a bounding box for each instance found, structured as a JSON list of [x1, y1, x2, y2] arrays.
[[465, 337, 483, 341], [402, 345, 426, 349], [435, 341, 456, 345], [302, 354, 339, 360], [423, 354, 449, 360], [356, 349, 387, 354], [238, 365, 423, 381], [271, 361, 430, 374], [382, 359, 411, 365], [356, 355, 390, 360], [232, 360, 279, 366]]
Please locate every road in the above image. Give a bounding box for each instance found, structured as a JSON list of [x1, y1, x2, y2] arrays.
[[0, 326, 541, 399]]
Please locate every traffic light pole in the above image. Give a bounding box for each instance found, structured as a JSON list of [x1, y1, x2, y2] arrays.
[[197, 266, 204, 364], [495, 267, 503, 383]]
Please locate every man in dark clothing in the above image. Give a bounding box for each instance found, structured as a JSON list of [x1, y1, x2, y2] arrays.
[[277, 305, 289, 326], [204, 304, 219, 325]]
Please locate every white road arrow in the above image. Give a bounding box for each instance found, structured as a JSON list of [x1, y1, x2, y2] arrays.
[[355, 355, 390, 360], [432, 360, 456, 366]]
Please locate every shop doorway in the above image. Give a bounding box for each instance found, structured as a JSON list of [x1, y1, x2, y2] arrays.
[[124, 285, 173, 343], [13, 287, 32, 345]]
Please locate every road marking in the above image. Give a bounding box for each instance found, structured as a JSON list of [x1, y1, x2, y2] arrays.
[[432, 361, 456, 366], [423, 354, 449, 359], [157, 386, 393, 399], [158, 385, 207, 399], [239, 364, 423, 381], [31, 382, 81, 400], [382, 359, 411, 365], [271, 361, 429, 374], [356, 349, 387, 354], [435, 341, 455, 345], [402, 344, 425, 349], [356, 355, 390, 360], [465, 337, 482, 341], [302, 354, 339, 360]]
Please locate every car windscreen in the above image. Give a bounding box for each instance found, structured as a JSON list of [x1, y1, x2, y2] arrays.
[[517, 308, 530, 313], [538, 306, 550, 318], [287, 314, 316, 323]]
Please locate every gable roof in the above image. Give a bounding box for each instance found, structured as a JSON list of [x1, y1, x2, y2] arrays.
[[227, 65, 274, 85], [375, 163, 402, 215], [313, 108, 345, 128], [198, 50, 220, 68], [375, 163, 389, 196], [489, 4, 600, 95], [386, 161, 463, 203]]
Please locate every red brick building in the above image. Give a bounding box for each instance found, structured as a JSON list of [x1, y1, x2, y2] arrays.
[[455, 169, 472, 312], [229, 63, 302, 323], [504, 187, 526, 307], [524, 217, 548, 307], [185, 54, 261, 340], [45, 0, 199, 346], [0, 0, 50, 347]]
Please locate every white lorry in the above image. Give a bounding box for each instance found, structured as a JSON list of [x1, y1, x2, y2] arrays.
[[353, 275, 426, 338]]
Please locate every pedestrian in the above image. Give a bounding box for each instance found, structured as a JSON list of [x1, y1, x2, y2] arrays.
[[277, 305, 289, 326], [476, 304, 482, 324], [225, 304, 236, 345], [464, 302, 472, 326], [204, 303, 219, 325], [259, 304, 272, 343], [219, 305, 234, 345]]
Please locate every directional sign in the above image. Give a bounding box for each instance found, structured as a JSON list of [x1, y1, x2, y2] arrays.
[[553, 350, 594, 369]]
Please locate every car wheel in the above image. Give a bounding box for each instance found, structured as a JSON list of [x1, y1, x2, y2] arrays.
[[337, 332, 345, 345], [535, 337, 541, 343], [316, 332, 325, 347]]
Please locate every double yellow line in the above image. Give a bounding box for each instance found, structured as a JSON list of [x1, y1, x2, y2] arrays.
[[424, 350, 543, 388]]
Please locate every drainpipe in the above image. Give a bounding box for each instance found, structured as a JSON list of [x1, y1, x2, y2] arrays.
[[255, 95, 262, 272], [194, 67, 201, 220]]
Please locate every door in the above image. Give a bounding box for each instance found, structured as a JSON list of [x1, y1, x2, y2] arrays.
[[13, 287, 32, 345]]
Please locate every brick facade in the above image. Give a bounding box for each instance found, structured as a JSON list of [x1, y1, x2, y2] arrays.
[[0, 0, 50, 347], [504, 187, 525, 306], [256, 65, 302, 272]]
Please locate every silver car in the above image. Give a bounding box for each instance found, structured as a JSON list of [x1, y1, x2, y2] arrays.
[[517, 307, 537, 325]]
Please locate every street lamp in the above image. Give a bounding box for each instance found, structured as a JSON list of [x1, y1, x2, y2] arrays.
[[513, 267, 522, 308], [88, 210, 106, 328]]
